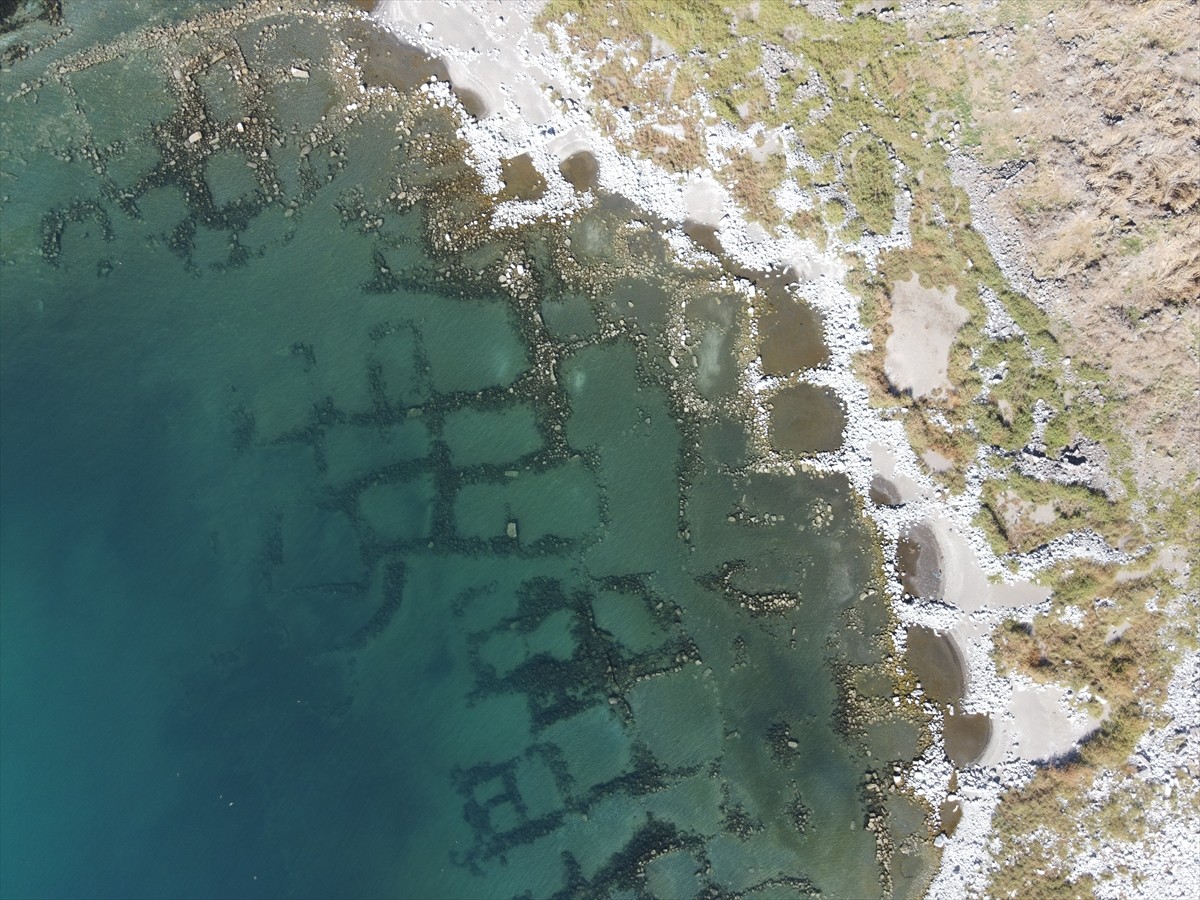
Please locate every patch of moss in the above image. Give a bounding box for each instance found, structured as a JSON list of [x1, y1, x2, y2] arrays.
[[975, 503, 1014, 563]]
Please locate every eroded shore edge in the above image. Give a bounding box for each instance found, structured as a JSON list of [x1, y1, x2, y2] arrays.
[[354, 1, 1198, 896]]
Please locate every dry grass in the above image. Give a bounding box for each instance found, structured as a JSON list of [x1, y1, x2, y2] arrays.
[[993, 563, 1178, 715], [724, 149, 788, 229], [988, 546, 1197, 894], [844, 133, 895, 235], [959, 0, 1200, 491], [626, 118, 707, 172], [988, 762, 1101, 900]]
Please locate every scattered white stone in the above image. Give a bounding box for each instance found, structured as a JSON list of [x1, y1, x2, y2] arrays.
[[360, 5, 1195, 896]]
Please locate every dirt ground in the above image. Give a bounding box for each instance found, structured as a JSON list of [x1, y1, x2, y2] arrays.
[[951, 0, 1200, 495], [884, 273, 970, 399]]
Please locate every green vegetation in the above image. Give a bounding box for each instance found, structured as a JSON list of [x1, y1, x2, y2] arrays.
[[543, 0, 732, 52], [725, 149, 789, 229], [978, 473, 1133, 556], [994, 564, 1172, 707], [844, 134, 895, 235], [539, 5, 1200, 889], [541, 0, 990, 278], [988, 763, 1100, 900], [989, 553, 1195, 895]]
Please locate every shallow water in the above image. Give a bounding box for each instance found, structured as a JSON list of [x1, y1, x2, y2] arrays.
[[0, 3, 932, 898], [943, 713, 992, 768], [904, 626, 966, 706]]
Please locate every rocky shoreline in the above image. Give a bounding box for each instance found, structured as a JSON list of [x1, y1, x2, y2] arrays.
[[364, 1, 1197, 895]]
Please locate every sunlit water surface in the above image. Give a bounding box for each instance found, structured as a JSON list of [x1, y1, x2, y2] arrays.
[[0, 3, 933, 898]]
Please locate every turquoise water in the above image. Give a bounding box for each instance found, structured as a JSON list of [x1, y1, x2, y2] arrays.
[[0, 3, 932, 898]]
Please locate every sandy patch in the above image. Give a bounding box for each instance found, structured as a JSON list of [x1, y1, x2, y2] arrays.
[[884, 273, 970, 399], [682, 175, 729, 227], [899, 516, 1050, 614], [376, 0, 559, 123], [921, 448, 954, 473], [866, 442, 923, 506], [1005, 685, 1102, 763], [993, 488, 1058, 533]]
